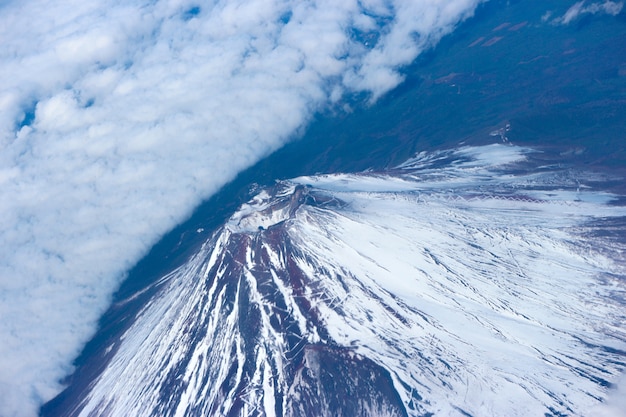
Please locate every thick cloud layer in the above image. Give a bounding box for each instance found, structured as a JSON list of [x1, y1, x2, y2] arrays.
[[0, 0, 484, 415]]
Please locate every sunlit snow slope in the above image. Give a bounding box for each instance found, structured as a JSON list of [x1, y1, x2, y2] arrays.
[[68, 145, 626, 417]]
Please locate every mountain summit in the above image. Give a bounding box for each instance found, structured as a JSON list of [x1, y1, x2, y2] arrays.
[[52, 145, 626, 417]]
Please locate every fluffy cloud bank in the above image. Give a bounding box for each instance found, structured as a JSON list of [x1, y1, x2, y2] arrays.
[[0, 0, 483, 416]]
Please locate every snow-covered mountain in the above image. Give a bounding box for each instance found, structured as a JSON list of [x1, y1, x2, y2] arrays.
[[60, 145, 626, 417]]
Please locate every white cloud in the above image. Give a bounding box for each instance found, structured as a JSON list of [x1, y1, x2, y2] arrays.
[[554, 1, 623, 25], [592, 374, 626, 417], [344, 0, 481, 99], [0, 0, 482, 416]]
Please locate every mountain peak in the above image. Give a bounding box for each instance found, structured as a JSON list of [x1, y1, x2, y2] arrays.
[[52, 146, 626, 417]]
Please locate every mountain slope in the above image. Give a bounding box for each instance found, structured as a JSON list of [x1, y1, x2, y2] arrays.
[[65, 145, 626, 417]]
